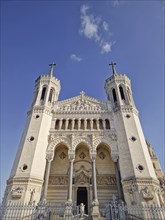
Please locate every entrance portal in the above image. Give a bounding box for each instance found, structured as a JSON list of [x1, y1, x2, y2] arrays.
[[77, 187, 88, 214]]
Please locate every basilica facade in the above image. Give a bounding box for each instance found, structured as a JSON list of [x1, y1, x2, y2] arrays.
[[3, 64, 165, 217]]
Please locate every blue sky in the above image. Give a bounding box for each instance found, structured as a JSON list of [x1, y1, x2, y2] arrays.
[[1, 0, 164, 201]]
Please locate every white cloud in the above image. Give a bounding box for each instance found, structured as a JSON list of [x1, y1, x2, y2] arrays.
[[100, 41, 112, 54], [102, 21, 109, 32], [79, 4, 114, 54], [80, 4, 90, 14], [80, 5, 100, 41], [70, 54, 82, 62]]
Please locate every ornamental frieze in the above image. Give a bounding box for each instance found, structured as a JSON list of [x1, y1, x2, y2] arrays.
[[49, 176, 68, 185], [97, 175, 116, 185]]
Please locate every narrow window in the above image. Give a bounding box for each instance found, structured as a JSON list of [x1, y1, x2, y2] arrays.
[[61, 119, 66, 130], [55, 119, 60, 130], [99, 119, 103, 130], [74, 119, 78, 130], [119, 86, 125, 100], [87, 119, 90, 129], [40, 87, 46, 101], [68, 119, 72, 130], [105, 119, 110, 129], [48, 88, 54, 103], [112, 88, 117, 103], [93, 119, 97, 130], [80, 119, 85, 130]]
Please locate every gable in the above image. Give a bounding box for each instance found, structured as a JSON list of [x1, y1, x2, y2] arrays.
[[55, 92, 109, 113]]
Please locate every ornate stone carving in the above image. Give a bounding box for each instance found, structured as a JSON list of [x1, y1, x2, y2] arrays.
[[29, 188, 35, 205], [141, 187, 154, 200], [75, 171, 90, 184], [59, 152, 66, 160], [56, 95, 108, 114], [99, 152, 106, 160], [110, 133, 117, 141], [79, 152, 86, 159], [97, 175, 116, 185], [11, 187, 24, 199], [111, 154, 119, 162], [49, 176, 68, 185]]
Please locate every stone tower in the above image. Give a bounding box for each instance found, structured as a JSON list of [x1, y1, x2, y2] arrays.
[[104, 63, 162, 206], [4, 64, 61, 204]]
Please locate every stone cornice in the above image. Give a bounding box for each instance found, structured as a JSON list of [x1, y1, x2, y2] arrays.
[[7, 176, 43, 185], [27, 106, 53, 116], [122, 177, 160, 187]]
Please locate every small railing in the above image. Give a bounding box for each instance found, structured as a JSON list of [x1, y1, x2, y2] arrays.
[[0, 202, 68, 220], [105, 201, 165, 220], [0, 202, 90, 220]]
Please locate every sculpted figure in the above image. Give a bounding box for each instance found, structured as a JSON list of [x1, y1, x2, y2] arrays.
[[80, 203, 85, 217]]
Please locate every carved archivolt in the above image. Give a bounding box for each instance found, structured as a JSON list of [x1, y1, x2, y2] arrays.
[[93, 136, 117, 153], [72, 137, 92, 150], [46, 136, 70, 160]]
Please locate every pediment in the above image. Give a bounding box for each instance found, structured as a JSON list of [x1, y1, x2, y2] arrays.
[[56, 92, 108, 113]]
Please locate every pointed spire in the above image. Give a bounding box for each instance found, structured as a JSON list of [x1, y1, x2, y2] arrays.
[[49, 63, 56, 77], [109, 62, 117, 76]]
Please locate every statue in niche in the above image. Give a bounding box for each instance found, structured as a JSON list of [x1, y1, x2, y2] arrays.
[[141, 186, 154, 200], [11, 187, 24, 199], [80, 203, 85, 217], [75, 172, 89, 184], [29, 188, 35, 205]]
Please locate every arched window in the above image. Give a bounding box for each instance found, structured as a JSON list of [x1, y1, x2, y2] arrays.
[[55, 119, 60, 130], [93, 119, 97, 130], [112, 88, 117, 103], [119, 86, 125, 100], [48, 88, 54, 103], [99, 119, 103, 130], [105, 119, 110, 129], [61, 119, 66, 130], [40, 87, 47, 101]]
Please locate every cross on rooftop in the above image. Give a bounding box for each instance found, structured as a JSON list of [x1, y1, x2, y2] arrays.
[[49, 63, 56, 77], [109, 62, 117, 75]]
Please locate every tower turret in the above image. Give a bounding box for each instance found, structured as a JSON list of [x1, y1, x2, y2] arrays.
[[104, 63, 160, 206], [3, 65, 61, 205], [32, 63, 61, 108]]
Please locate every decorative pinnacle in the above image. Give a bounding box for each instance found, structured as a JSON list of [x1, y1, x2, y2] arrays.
[[49, 63, 56, 77], [109, 62, 117, 76]]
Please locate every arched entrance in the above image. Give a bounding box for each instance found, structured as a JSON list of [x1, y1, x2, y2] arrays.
[[77, 187, 88, 214], [96, 143, 117, 211], [46, 144, 69, 203], [74, 143, 91, 214]]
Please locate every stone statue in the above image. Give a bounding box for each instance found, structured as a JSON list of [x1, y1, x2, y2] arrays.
[[80, 203, 85, 218], [141, 186, 154, 200]]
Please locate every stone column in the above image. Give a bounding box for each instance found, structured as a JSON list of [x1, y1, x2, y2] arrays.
[[71, 118, 75, 130], [91, 154, 100, 219], [59, 119, 62, 130], [103, 119, 106, 130], [111, 154, 123, 200], [90, 119, 93, 130], [65, 119, 69, 130], [78, 119, 81, 130], [66, 154, 75, 206], [84, 118, 87, 130], [41, 155, 53, 202], [91, 154, 99, 205]]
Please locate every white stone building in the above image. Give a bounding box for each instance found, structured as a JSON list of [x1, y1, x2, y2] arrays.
[[3, 63, 165, 217]]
